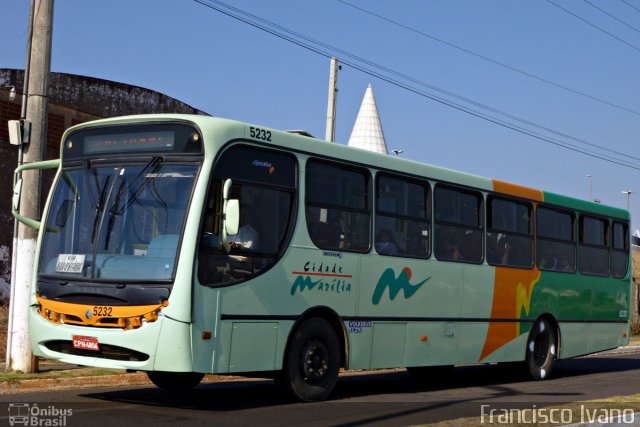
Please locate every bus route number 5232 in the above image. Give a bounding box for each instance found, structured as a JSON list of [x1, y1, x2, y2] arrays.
[[249, 126, 271, 142]]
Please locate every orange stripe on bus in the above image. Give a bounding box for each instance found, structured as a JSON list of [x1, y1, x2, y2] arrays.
[[492, 179, 544, 202], [479, 267, 541, 361], [291, 272, 353, 278]]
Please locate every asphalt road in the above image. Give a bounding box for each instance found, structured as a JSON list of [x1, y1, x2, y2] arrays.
[[3, 353, 640, 427]]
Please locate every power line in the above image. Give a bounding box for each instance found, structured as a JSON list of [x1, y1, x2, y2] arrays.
[[193, 0, 640, 172], [337, 0, 640, 118], [622, 0, 640, 15], [546, 0, 640, 53], [583, 0, 640, 34]]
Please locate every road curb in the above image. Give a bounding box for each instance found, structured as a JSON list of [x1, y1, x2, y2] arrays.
[[598, 345, 640, 356]]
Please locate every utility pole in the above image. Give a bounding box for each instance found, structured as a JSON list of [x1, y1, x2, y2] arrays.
[[6, 0, 35, 372], [8, 0, 54, 373], [623, 190, 634, 212], [325, 57, 339, 142]]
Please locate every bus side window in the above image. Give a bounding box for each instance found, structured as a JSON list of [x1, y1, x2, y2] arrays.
[[486, 196, 533, 268], [611, 221, 629, 278], [375, 174, 430, 258], [579, 215, 609, 276], [306, 160, 370, 252], [536, 206, 576, 273], [201, 182, 221, 248], [198, 145, 297, 286], [434, 185, 483, 263]]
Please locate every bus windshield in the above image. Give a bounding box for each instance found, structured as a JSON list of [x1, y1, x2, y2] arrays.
[[38, 161, 199, 281]]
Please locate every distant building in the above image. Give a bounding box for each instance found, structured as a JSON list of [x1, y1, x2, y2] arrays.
[[347, 84, 388, 154], [0, 68, 208, 301]]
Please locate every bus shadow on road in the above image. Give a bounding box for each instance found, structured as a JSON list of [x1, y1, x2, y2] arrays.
[[79, 355, 640, 411]]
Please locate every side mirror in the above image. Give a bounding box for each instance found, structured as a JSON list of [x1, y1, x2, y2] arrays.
[[221, 178, 240, 252], [225, 199, 239, 236]]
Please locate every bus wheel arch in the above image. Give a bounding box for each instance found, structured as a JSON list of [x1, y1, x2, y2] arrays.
[[280, 307, 347, 402], [525, 314, 560, 380], [288, 306, 348, 368]]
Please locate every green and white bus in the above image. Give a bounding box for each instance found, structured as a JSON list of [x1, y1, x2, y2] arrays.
[[15, 114, 631, 401]]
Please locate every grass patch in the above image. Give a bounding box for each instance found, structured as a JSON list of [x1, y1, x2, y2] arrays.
[[0, 367, 124, 383]]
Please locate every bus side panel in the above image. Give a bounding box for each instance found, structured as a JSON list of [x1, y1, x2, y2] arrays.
[[459, 264, 497, 364], [191, 285, 219, 373], [370, 322, 406, 368], [404, 322, 458, 367], [587, 276, 630, 353], [589, 323, 628, 354], [475, 332, 527, 364], [154, 316, 195, 372], [357, 255, 462, 369], [558, 323, 590, 358], [202, 248, 359, 374]]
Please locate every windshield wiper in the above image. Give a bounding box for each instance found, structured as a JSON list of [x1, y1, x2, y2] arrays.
[[104, 180, 126, 250], [91, 174, 110, 243], [109, 156, 163, 217], [81, 160, 112, 243], [104, 156, 163, 249]]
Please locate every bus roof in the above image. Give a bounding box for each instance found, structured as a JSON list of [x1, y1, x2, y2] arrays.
[[63, 114, 630, 221]]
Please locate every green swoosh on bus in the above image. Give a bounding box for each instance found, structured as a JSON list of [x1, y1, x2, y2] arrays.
[[372, 267, 430, 305], [290, 275, 322, 295]]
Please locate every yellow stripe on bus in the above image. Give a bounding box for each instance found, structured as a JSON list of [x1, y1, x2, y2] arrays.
[[37, 296, 165, 330]]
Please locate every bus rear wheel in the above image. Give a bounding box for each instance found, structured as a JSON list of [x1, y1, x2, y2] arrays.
[[283, 318, 340, 402], [526, 318, 556, 380], [147, 371, 205, 392]]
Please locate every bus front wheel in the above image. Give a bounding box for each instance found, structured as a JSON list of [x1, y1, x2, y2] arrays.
[[283, 318, 340, 402], [526, 318, 556, 380], [147, 371, 205, 392]]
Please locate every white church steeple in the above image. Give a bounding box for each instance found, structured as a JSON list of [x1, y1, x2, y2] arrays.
[[347, 84, 388, 154]]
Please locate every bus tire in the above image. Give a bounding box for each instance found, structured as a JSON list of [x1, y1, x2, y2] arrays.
[[283, 317, 340, 402], [526, 317, 556, 380], [147, 371, 205, 392]]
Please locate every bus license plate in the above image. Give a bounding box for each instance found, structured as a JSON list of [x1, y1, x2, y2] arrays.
[[72, 335, 100, 352]]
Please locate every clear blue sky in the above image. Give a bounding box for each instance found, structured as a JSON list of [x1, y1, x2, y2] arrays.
[[2, 1, 640, 229]]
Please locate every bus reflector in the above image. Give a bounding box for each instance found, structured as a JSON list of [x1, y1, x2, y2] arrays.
[[420, 336, 428, 342], [202, 331, 212, 340]]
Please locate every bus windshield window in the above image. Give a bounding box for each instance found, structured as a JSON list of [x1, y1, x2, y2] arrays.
[[38, 163, 198, 281]]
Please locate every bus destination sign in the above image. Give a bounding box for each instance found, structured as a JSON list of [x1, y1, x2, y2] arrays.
[[84, 131, 175, 155]]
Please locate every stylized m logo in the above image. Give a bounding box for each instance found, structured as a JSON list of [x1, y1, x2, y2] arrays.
[[372, 267, 430, 305], [290, 275, 321, 295]]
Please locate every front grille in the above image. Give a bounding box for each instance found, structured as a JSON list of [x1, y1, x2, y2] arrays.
[[44, 340, 149, 362]]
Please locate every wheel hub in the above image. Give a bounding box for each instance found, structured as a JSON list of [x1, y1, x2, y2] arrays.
[[302, 339, 329, 381]]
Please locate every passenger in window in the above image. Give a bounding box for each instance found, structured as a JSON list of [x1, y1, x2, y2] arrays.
[[376, 229, 399, 256], [229, 206, 260, 251], [497, 239, 511, 265], [557, 253, 571, 272], [445, 241, 464, 261]]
